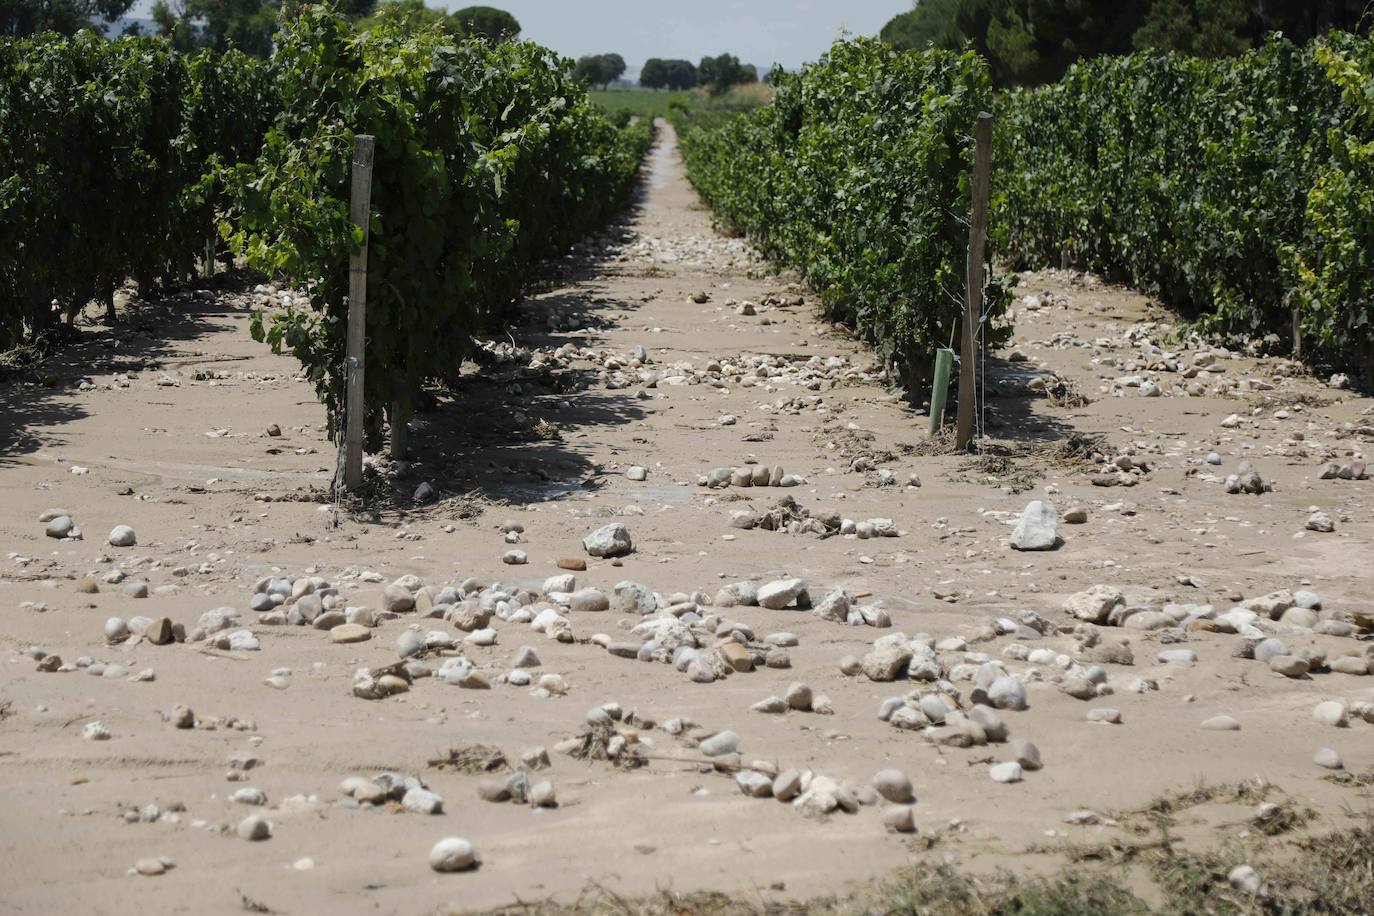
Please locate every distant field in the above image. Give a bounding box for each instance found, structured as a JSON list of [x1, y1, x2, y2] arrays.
[[590, 84, 773, 120], [588, 89, 690, 119]]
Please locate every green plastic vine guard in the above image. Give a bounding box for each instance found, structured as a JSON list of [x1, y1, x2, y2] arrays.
[[928, 347, 954, 436]]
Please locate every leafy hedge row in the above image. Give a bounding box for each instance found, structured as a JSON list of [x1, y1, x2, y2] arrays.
[[996, 34, 1374, 367], [674, 38, 1010, 389], [0, 34, 275, 348], [229, 7, 652, 447]]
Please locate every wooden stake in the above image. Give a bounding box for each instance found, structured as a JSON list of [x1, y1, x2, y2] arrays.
[[343, 134, 375, 491], [956, 112, 993, 451]]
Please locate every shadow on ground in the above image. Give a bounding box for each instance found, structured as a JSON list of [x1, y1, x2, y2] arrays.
[[510, 149, 655, 352], [364, 155, 660, 511], [0, 269, 261, 465]]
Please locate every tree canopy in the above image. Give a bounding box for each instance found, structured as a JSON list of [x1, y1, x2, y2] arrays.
[[698, 52, 757, 94], [572, 52, 626, 87], [640, 57, 698, 89], [2, 0, 134, 37], [357, 0, 517, 42], [150, 0, 280, 56], [147, 0, 376, 56], [880, 0, 1371, 86], [449, 4, 517, 40]]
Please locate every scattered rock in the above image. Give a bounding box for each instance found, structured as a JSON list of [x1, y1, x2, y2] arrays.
[[872, 769, 913, 804], [382, 584, 415, 613], [45, 516, 75, 539], [1010, 739, 1041, 771], [236, 815, 272, 841], [1201, 715, 1241, 731], [1306, 510, 1335, 533], [429, 837, 478, 872], [882, 805, 916, 833], [529, 781, 557, 807], [108, 525, 137, 547], [699, 731, 740, 757], [1009, 501, 1058, 551], [1064, 585, 1125, 623], [330, 624, 371, 644], [1313, 701, 1349, 728], [1313, 747, 1343, 770], [402, 787, 444, 815], [757, 578, 807, 610], [989, 762, 1023, 784], [1228, 864, 1262, 896], [583, 523, 633, 558], [133, 858, 167, 876]]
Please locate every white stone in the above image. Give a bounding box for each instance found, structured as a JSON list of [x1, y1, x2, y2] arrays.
[[871, 769, 913, 803], [583, 523, 632, 558], [1009, 501, 1058, 551], [1313, 747, 1343, 770], [108, 525, 137, 547], [757, 578, 807, 610], [989, 762, 1023, 783], [236, 814, 272, 841], [429, 837, 478, 872], [1228, 865, 1262, 895], [402, 787, 444, 814]]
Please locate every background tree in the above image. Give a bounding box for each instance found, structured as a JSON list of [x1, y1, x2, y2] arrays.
[[360, 0, 512, 40], [449, 4, 517, 40], [149, 0, 199, 50], [1, 0, 134, 36], [195, 0, 278, 55], [151, 0, 278, 56], [573, 52, 626, 88], [698, 52, 757, 94], [1236, 0, 1368, 43], [641, 57, 697, 90], [360, 0, 441, 32], [1133, 0, 1250, 57], [882, 0, 1372, 87], [639, 57, 666, 88], [878, 0, 966, 52], [666, 58, 698, 89], [600, 52, 626, 84]]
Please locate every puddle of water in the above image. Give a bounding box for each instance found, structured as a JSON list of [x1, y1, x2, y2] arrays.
[[495, 479, 693, 506], [622, 484, 693, 506]]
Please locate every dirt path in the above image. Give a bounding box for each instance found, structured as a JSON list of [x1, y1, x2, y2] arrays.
[[2, 122, 1372, 914]]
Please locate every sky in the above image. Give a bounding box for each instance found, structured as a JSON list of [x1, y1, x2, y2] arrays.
[[122, 0, 911, 77], [488, 0, 907, 74]]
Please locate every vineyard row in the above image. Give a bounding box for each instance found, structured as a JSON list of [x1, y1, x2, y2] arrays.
[[676, 34, 1374, 381], [0, 6, 653, 451]]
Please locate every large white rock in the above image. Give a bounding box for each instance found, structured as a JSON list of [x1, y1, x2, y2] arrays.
[[987, 676, 1028, 711], [108, 525, 137, 547], [1009, 501, 1058, 551], [861, 640, 912, 681], [1313, 701, 1349, 728], [757, 578, 807, 610], [583, 523, 633, 558], [429, 837, 478, 872], [1064, 585, 1125, 623], [989, 762, 1023, 783]]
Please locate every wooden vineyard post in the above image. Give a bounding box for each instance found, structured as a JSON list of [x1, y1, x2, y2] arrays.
[[342, 134, 375, 491], [956, 112, 993, 451]]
